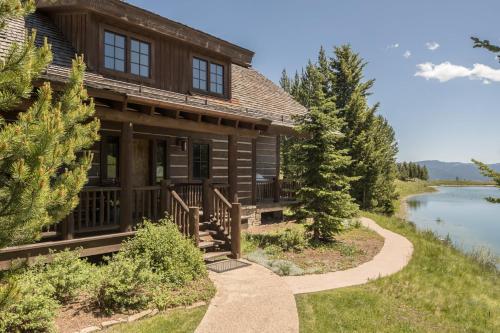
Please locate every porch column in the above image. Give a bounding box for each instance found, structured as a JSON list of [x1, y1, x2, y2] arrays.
[[274, 135, 281, 202], [228, 135, 238, 203], [251, 138, 257, 205], [120, 121, 133, 232]]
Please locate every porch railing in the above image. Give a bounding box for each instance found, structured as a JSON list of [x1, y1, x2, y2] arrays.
[[256, 178, 300, 203], [211, 185, 241, 258], [174, 183, 203, 208]]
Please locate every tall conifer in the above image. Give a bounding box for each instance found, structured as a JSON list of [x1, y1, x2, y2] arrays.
[[0, 0, 100, 247]]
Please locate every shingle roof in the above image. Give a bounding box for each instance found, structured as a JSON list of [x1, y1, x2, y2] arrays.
[[0, 12, 307, 127]]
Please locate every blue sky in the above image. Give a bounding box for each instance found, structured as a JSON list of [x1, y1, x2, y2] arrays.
[[130, 0, 500, 163]]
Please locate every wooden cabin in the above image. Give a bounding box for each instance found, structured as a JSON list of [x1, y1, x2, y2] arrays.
[[0, 0, 306, 267]]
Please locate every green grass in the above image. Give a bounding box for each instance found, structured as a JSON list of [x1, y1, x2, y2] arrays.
[[396, 179, 436, 198], [103, 306, 207, 333], [296, 183, 500, 333]]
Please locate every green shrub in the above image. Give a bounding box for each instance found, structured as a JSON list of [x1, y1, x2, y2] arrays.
[[248, 227, 307, 252], [152, 277, 216, 311], [0, 272, 59, 333], [120, 219, 207, 285], [31, 248, 94, 303], [90, 253, 159, 315]]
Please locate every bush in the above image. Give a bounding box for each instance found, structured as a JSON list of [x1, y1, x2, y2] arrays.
[[90, 253, 159, 314], [31, 248, 94, 303], [0, 272, 59, 333], [248, 227, 307, 252], [120, 219, 207, 285], [152, 277, 216, 311]]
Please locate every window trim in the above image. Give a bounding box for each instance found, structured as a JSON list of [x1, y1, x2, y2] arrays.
[[190, 53, 229, 99], [189, 139, 212, 182], [99, 24, 155, 84]]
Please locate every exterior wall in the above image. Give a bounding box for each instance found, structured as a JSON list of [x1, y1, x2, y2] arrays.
[[237, 137, 253, 204], [256, 134, 278, 180], [48, 11, 232, 98]]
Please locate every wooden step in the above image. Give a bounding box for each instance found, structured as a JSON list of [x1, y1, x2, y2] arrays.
[[198, 240, 225, 249], [203, 251, 232, 261], [199, 230, 217, 237]]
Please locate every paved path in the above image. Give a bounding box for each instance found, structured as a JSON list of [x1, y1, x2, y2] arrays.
[[283, 217, 414, 294], [195, 260, 299, 333], [196, 217, 413, 332]]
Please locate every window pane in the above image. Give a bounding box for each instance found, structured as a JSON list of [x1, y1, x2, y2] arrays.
[[199, 80, 206, 91], [140, 42, 149, 54], [115, 47, 124, 60], [193, 78, 200, 89], [104, 31, 114, 44], [140, 65, 149, 77], [104, 56, 114, 69], [104, 44, 114, 57], [140, 54, 149, 66], [131, 63, 139, 75], [131, 40, 139, 52], [199, 60, 206, 71], [193, 58, 199, 69], [115, 60, 125, 72], [115, 35, 125, 48], [217, 65, 223, 75], [210, 82, 217, 92], [131, 52, 139, 64]]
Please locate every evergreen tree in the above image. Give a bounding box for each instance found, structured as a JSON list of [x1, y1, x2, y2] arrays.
[[291, 63, 358, 240], [0, 0, 100, 247], [329, 45, 397, 212], [472, 160, 500, 203], [279, 69, 291, 94]]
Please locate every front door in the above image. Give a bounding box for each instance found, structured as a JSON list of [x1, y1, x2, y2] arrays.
[[132, 138, 151, 187]]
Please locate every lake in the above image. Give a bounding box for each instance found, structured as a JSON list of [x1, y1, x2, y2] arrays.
[[406, 186, 500, 256]]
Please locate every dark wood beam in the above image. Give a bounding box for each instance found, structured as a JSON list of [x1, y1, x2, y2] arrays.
[[228, 135, 238, 202], [96, 107, 260, 138], [120, 121, 134, 231]]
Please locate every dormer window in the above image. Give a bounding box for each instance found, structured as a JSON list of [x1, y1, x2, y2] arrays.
[[192, 56, 225, 96], [104, 31, 125, 72], [131, 39, 150, 78]]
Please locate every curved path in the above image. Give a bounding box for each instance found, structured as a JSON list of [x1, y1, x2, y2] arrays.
[[283, 217, 414, 294], [196, 217, 413, 332]]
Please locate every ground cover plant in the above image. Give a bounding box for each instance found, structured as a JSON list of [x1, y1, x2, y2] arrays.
[[243, 220, 384, 276], [0, 219, 215, 333]]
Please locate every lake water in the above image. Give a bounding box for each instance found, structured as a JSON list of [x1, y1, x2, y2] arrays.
[[406, 186, 500, 256]]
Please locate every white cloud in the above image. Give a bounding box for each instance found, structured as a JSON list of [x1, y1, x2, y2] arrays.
[[387, 43, 399, 49], [403, 50, 412, 59], [425, 41, 440, 51], [415, 61, 500, 83]]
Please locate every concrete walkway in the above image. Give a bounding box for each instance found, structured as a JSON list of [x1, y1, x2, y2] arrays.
[[196, 217, 413, 332], [283, 217, 414, 294], [195, 260, 299, 333]]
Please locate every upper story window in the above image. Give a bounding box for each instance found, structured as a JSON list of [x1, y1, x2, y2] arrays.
[[192, 58, 207, 91], [131, 39, 150, 78], [192, 57, 225, 96], [104, 31, 125, 72], [210, 63, 224, 94]]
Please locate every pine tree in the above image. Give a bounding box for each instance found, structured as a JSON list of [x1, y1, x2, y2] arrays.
[[0, 0, 100, 247], [328, 45, 397, 212], [279, 69, 291, 94], [291, 64, 358, 240], [472, 160, 500, 203]]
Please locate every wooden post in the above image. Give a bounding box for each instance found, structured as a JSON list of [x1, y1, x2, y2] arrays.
[[62, 213, 74, 240], [274, 135, 281, 203], [202, 178, 212, 222], [160, 179, 171, 219], [189, 207, 200, 246], [228, 135, 238, 203], [120, 121, 133, 232], [230, 203, 242, 259], [251, 138, 257, 205]]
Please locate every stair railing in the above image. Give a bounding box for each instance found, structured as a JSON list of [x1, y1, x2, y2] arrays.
[[211, 185, 241, 258]]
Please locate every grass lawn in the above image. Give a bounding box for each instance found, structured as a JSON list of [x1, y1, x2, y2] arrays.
[[103, 306, 207, 333], [296, 183, 500, 333]]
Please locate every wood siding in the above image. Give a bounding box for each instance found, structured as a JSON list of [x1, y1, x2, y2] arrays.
[[256, 134, 278, 179], [49, 11, 231, 98]]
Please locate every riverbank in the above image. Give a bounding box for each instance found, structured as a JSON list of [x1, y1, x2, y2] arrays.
[[395, 180, 436, 219], [297, 182, 499, 332]]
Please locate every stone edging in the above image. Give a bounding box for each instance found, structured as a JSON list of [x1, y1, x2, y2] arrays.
[[74, 301, 207, 333]]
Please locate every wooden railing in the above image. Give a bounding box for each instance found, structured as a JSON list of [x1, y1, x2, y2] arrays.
[[211, 186, 241, 258], [256, 180, 276, 202], [133, 186, 162, 224], [174, 183, 203, 208], [73, 187, 121, 234], [280, 179, 300, 201]]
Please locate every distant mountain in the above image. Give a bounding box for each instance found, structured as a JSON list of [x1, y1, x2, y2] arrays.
[[416, 160, 500, 181]]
